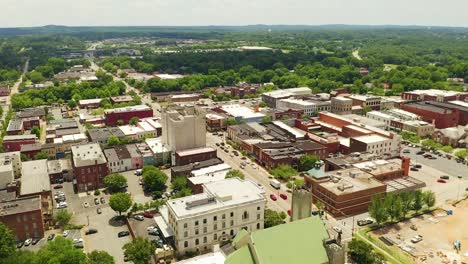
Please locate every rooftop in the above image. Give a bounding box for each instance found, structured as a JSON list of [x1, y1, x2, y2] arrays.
[[6, 119, 23, 132], [171, 158, 223, 174], [71, 143, 107, 167], [3, 134, 37, 141], [190, 163, 231, 177], [448, 100, 468, 108], [104, 104, 151, 114], [145, 137, 170, 154], [352, 134, 390, 144], [220, 104, 265, 120], [352, 159, 402, 176], [0, 196, 42, 216], [406, 89, 467, 97], [176, 147, 215, 157], [21, 160, 50, 195], [404, 102, 452, 114], [110, 95, 133, 103], [79, 98, 102, 105], [167, 178, 265, 219], [226, 217, 330, 264], [320, 168, 385, 195]]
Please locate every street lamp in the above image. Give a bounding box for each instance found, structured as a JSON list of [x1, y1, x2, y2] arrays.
[[457, 175, 463, 201]]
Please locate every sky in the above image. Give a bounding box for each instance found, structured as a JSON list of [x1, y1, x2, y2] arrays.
[[1, 0, 467, 28]]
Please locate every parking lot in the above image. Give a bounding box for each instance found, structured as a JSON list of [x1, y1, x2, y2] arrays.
[[370, 199, 468, 264]]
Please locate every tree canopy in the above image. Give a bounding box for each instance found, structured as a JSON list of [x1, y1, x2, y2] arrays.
[[109, 192, 133, 215], [122, 237, 156, 264]]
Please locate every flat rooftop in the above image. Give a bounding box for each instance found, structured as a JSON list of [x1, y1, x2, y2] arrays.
[[167, 178, 265, 219], [448, 100, 468, 108], [21, 160, 50, 195], [104, 104, 151, 114], [71, 143, 107, 167], [221, 104, 265, 120], [353, 159, 402, 176], [190, 163, 231, 177], [320, 168, 385, 195], [176, 147, 215, 157], [406, 89, 467, 97], [405, 102, 453, 114], [352, 134, 390, 144], [0, 196, 41, 216]]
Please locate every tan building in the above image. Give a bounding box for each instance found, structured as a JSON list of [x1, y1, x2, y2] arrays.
[[331, 97, 353, 115]]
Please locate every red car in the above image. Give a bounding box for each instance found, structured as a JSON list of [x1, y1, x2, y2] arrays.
[[287, 209, 292, 216], [143, 212, 154, 218], [53, 185, 63, 189], [437, 179, 447, 183], [270, 194, 277, 201], [279, 194, 287, 200]]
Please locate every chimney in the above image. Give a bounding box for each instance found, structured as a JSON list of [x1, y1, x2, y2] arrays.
[[401, 156, 410, 176]]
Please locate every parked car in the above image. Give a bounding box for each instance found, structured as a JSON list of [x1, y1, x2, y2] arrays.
[[437, 179, 447, 183], [63, 230, 70, 237], [402, 149, 410, 153], [414, 164, 422, 169], [143, 211, 154, 218], [411, 235, 423, 243], [270, 194, 277, 201], [73, 242, 84, 248], [47, 234, 55, 241], [410, 167, 419, 172], [24, 238, 32, 246], [440, 175, 450, 180], [85, 229, 98, 235], [279, 194, 287, 200], [416, 151, 425, 155], [357, 218, 374, 226], [147, 226, 156, 232], [148, 229, 160, 236], [134, 169, 143, 176], [53, 185, 63, 189], [73, 238, 83, 244], [96, 208, 102, 214], [100, 197, 105, 204], [32, 238, 41, 245], [118, 231, 130, 237], [17, 241, 24, 248], [134, 215, 144, 221], [94, 198, 100, 205]]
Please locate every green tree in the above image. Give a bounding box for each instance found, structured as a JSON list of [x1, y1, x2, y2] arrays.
[[226, 118, 238, 126], [385, 193, 403, 221], [171, 176, 188, 192], [264, 209, 286, 228], [35, 236, 86, 264], [54, 209, 72, 228], [31, 126, 41, 138], [0, 223, 16, 259], [261, 116, 272, 124], [109, 193, 132, 216], [298, 154, 320, 172], [369, 195, 387, 226], [423, 190, 436, 209], [400, 191, 414, 218], [441, 145, 453, 153], [117, 120, 124, 126], [225, 169, 245, 180], [269, 165, 297, 181], [362, 106, 372, 115], [454, 149, 468, 159], [86, 250, 115, 264], [104, 173, 128, 193], [259, 102, 267, 107], [122, 237, 156, 264], [68, 100, 78, 109], [411, 190, 424, 212], [107, 135, 120, 146], [142, 167, 168, 193], [348, 239, 385, 264], [129, 117, 140, 126], [34, 152, 49, 160]]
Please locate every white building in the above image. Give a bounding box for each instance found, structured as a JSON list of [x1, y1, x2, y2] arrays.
[[277, 98, 330, 116], [350, 134, 393, 156], [366, 111, 397, 129], [145, 138, 172, 165], [220, 104, 265, 123], [162, 106, 206, 152], [162, 178, 266, 255], [261, 87, 312, 108], [0, 152, 22, 189]]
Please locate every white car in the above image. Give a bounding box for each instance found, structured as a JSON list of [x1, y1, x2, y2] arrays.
[[73, 238, 83, 244], [147, 226, 156, 232], [411, 235, 423, 243], [24, 238, 32, 246], [63, 230, 70, 237], [333, 226, 342, 233]]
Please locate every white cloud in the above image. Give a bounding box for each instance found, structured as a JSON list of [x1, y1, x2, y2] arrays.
[[0, 0, 467, 27]]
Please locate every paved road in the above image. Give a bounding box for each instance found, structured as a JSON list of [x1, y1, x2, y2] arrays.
[[1, 59, 28, 121], [401, 146, 467, 179], [206, 132, 291, 214]]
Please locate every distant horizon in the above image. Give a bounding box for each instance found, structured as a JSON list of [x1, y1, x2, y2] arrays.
[[1, 0, 467, 28]]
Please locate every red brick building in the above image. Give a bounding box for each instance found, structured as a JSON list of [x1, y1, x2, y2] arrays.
[[71, 143, 109, 192], [175, 147, 217, 166], [401, 102, 459, 129], [230, 84, 260, 98], [104, 105, 153, 126], [273, 109, 304, 120], [22, 117, 40, 130], [0, 196, 45, 240], [401, 89, 468, 102], [3, 135, 38, 152]]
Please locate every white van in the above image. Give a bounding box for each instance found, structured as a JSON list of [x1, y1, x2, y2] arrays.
[[270, 179, 281, 189]]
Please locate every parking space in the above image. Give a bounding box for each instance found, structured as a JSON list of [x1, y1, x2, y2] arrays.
[[120, 170, 153, 204], [128, 216, 165, 246], [370, 199, 468, 264]]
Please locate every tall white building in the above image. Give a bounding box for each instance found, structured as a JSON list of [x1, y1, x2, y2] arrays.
[[162, 178, 266, 255], [277, 98, 330, 115], [161, 105, 206, 152]]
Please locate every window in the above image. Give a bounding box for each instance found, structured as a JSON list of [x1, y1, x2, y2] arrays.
[[195, 220, 199, 226], [257, 213, 260, 220], [184, 223, 188, 228], [214, 224, 217, 230], [195, 229, 199, 235], [230, 230, 234, 236], [203, 218, 207, 224], [195, 239, 199, 245], [184, 231, 188, 238], [230, 212, 234, 217], [203, 236, 207, 243], [242, 211, 249, 220], [222, 222, 226, 228], [257, 223, 260, 229], [203, 227, 207, 233], [214, 234, 218, 240], [213, 216, 217, 221], [184, 241, 188, 248], [257, 206, 260, 210], [222, 214, 225, 219], [230, 220, 234, 226]]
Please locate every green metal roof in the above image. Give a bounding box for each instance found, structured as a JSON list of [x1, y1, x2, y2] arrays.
[[226, 217, 330, 264], [232, 228, 249, 247], [306, 167, 328, 179], [225, 245, 255, 264]]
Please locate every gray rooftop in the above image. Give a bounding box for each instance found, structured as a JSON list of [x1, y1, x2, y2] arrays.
[[20, 160, 50, 195], [0, 196, 42, 216], [71, 143, 107, 167]]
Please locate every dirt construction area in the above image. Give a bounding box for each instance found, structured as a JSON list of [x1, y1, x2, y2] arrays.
[[371, 199, 468, 264]]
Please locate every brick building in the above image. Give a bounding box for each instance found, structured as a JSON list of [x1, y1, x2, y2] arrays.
[[104, 105, 153, 126], [401, 89, 468, 102], [71, 143, 109, 192], [347, 94, 381, 110], [272, 109, 304, 120], [174, 147, 217, 166], [3, 135, 38, 152], [0, 196, 45, 240], [401, 102, 460, 129]]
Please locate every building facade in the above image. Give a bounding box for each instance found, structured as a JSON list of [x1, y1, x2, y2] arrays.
[[71, 143, 109, 192]]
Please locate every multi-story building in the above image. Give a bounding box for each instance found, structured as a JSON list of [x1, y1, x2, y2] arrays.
[[79, 98, 102, 109], [6, 119, 24, 135], [401, 120, 435, 137], [3, 135, 37, 152], [261, 87, 312, 108], [349, 134, 393, 156], [347, 94, 381, 110], [188, 163, 231, 194], [169, 94, 202, 103], [104, 105, 153, 126], [87, 127, 126, 144], [0, 196, 45, 241], [145, 138, 172, 166], [161, 178, 266, 255], [215, 104, 265, 123], [162, 106, 206, 152], [205, 113, 227, 132], [0, 152, 22, 185], [175, 147, 217, 166], [401, 89, 468, 102], [401, 102, 459, 129], [277, 98, 331, 116], [330, 97, 353, 115], [71, 143, 109, 192]]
